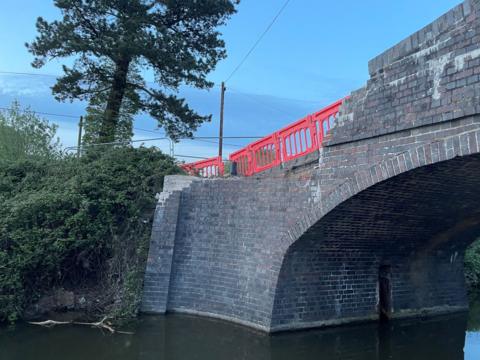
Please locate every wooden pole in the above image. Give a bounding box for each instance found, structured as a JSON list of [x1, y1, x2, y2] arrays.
[[218, 82, 226, 158], [77, 116, 83, 158]]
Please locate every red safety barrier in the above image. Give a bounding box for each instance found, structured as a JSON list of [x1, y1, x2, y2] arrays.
[[181, 98, 345, 178], [277, 115, 317, 163], [229, 148, 252, 176], [229, 98, 344, 176], [249, 133, 281, 173], [311, 99, 343, 146], [180, 156, 224, 178]]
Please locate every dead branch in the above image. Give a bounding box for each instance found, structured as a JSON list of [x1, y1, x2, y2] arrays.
[[28, 319, 71, 327], [28, 316, 133, 335]]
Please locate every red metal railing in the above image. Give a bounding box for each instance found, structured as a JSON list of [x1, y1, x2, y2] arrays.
[[278, 115, 317, 163], [250, 133, 281, 173], [230, 98, 344, 176], [180, 156, 224, 177], [229, 148, 252, 176], [311, 99, 343, 146], [180, 98, 344, 177]]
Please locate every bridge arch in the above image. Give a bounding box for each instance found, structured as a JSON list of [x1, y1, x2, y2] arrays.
[[271, 130, 480, 331]]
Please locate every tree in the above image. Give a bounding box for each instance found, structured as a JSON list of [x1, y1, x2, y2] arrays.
[[82, 90, 134, 145], [82, 61, 142, 145], [0, 101, 60, 164], [27, 0, 239, 143]]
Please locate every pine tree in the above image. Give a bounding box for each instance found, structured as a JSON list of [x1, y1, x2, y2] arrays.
[[27, 0, 238, 143]]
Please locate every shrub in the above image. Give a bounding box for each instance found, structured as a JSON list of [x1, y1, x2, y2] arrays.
[[0, 147, 180, 322], [465, 238, 480, 290], [0, 101, 60, 165]]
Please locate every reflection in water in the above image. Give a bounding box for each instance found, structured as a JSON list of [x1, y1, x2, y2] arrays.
[[1, 299, 480, 360], [468, 292, 480, 331], [465, 292, 480, 360]]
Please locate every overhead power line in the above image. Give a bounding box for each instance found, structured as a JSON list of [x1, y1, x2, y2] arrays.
[[0, 106, 166, 136], [182, 137, 243, 148], [0, 106, 78, 119], [0, 70, 59, 77], [225, 0, 292, 83], [0, 104, 261, 142]]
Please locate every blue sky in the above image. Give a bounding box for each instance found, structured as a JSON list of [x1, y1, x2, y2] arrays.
[[0, 0, 461, 159]]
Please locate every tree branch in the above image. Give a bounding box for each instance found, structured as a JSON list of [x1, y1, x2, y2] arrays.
[[29, 317, 134, 335]]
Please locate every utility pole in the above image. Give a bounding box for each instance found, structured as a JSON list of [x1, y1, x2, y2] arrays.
[[77, 116, 83, 158], [218, 81, 226, 158]]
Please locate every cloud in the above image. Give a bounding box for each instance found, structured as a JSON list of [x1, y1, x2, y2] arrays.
[[56, 121, 236, 160], [0, 74, 53, 96], [0, 73, 346, 161], [54, 119, 80, 149]]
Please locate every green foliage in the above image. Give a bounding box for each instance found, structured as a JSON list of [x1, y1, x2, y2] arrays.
[[27, 0, 239, 142], [465, 238, 480, 289], [0, 147, 180, 322], [0, 101, 60, 165], [82, 90, 134, 145]]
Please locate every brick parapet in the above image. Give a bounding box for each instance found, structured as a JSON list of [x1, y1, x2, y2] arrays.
[[328, 0, 480, 146]]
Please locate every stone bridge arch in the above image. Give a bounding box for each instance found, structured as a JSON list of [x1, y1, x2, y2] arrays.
[[270, 130, 480, 331], [141, 0, 480, 333]]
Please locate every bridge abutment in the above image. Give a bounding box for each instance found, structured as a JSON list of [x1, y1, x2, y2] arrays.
[[141, 0, 480, 332], [270, 223, 473, 332]]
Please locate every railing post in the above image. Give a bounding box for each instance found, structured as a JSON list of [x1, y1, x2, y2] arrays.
[[308, 115, 318, 150], [218, 156, 224, 176], [247, 146, 253, 176], [251, 145, 257, 175], [274, 132, 281, 167]]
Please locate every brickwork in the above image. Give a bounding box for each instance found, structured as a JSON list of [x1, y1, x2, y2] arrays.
[[165, 177, 313, 331], [331, 0, 480, 146], [271, 154, 480, 330], [141, 0, 480, 332], [141, 176, 199, 313]]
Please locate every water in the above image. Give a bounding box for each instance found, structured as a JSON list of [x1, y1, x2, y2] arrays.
[[1, 296, 480, 360]]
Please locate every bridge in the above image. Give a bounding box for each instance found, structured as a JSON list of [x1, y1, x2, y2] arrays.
[[141, 0, 480, 332]]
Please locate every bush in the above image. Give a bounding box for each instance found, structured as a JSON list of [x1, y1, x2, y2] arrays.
[[465, 238, 480, 290], [0, 101, 60, 165], [0, 147, 180, 322]]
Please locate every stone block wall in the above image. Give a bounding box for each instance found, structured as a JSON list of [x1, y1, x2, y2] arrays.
[[332, 0, 480, 146], [141, 176, 199, 313], [164, 176, 314, 331], [141, 0, 480, 332], [316, 0, 480, 198], [270, 154, 480, 330]]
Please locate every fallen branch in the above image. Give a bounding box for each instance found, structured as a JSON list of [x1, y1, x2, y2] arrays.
[[73, 316, 116, 333], [28, 319, 71, 327], [28, 316, 133, 335]]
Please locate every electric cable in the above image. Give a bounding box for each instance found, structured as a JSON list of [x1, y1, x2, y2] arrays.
[[224, 0, 292, 83]]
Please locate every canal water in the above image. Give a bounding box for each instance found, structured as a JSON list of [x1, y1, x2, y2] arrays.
[[1, 294, 480, 360]]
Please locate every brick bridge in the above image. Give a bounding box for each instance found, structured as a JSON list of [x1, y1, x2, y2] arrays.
[[141, 0, 480, 332]]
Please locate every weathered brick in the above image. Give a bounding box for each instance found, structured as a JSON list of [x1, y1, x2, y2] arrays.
[[141, 0, 480, 333]]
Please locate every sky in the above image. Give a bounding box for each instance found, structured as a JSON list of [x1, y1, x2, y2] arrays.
[[0, 0, 461, 160]]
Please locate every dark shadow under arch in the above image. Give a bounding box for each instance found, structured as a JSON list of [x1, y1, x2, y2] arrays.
[[271, 153, 480, 332]]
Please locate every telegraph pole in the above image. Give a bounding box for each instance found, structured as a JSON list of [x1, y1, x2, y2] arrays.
[[77, 116, 83, 158], [218, 81, 226, 158]]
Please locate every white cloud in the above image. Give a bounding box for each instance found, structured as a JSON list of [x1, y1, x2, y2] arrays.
[[57, 129, 231, 161], [0, 73, 338, 162], [129, 135, 237, 161], [0, 75, 52, 96], [55, 120, 79, 149]]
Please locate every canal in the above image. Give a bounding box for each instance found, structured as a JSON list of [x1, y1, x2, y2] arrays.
[[1, 293, 480, 360]]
